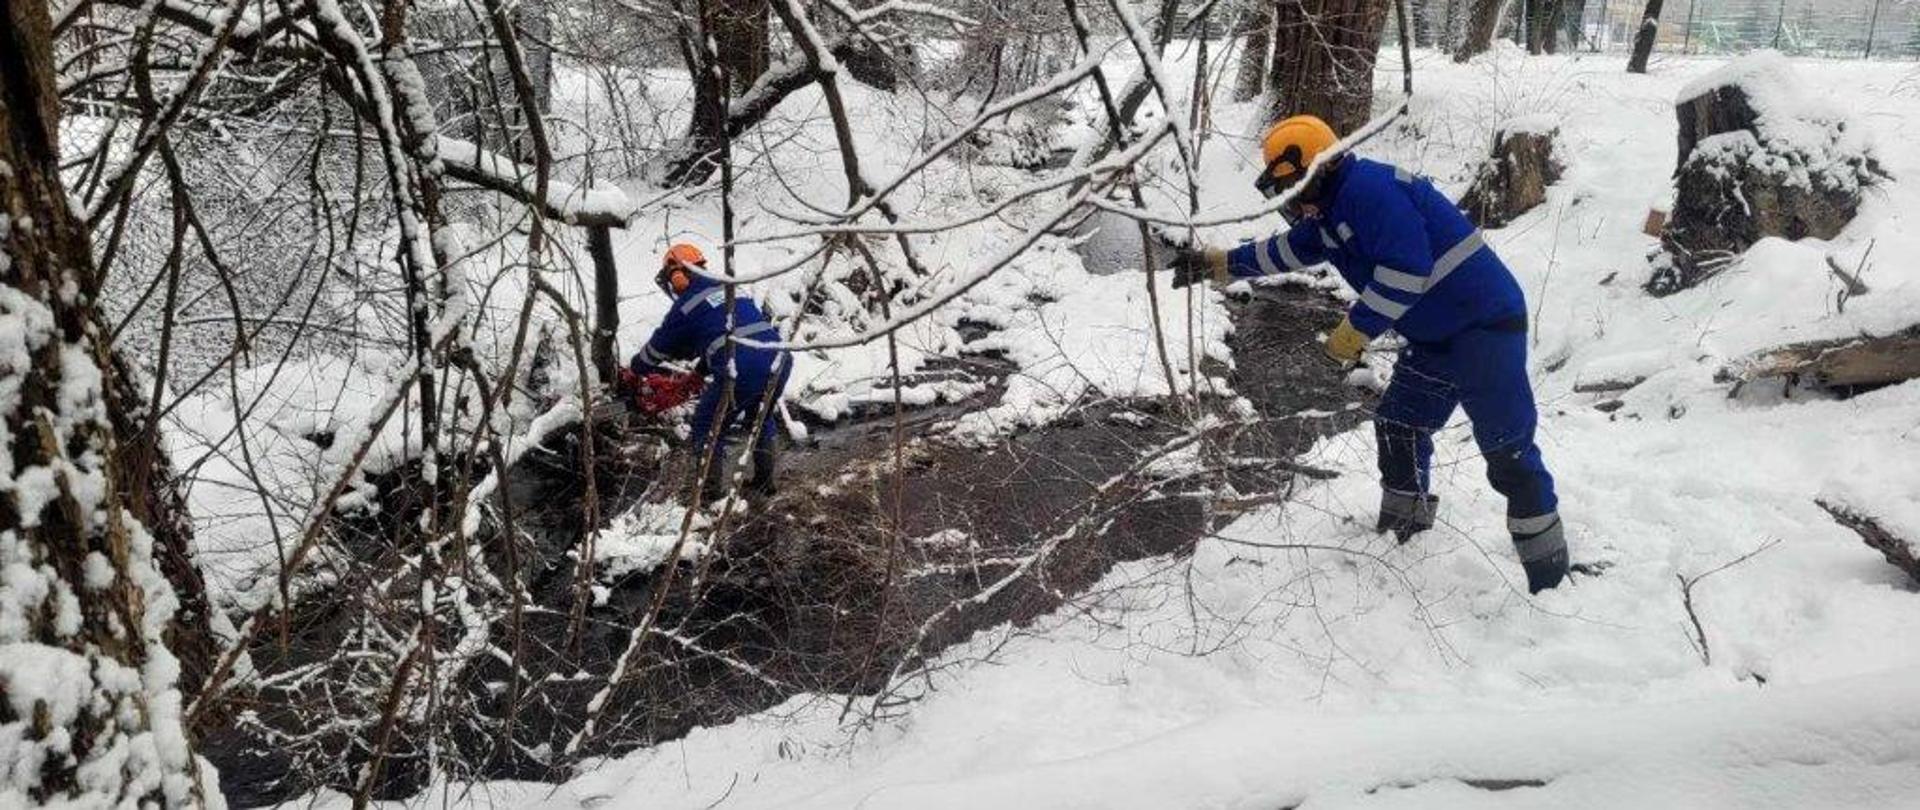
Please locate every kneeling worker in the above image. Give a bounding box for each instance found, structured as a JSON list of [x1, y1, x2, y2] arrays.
[[1169, 115, 1569, 594], [628, 243, 790, 502]]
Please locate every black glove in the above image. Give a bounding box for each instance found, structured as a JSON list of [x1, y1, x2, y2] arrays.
[[1168, 249, 1223, 289]]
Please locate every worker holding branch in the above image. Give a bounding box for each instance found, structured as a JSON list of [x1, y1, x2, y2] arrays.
[[1169, 115, 1569, 594]]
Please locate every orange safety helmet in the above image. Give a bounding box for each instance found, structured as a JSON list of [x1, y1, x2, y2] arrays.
[[1255, 115, 1340, 199], [656, 242, 708, 295]]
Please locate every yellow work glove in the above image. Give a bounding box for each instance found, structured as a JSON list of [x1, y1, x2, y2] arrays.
[[1168, 249, 1231, 289], [1323, 316, 1369, 366]]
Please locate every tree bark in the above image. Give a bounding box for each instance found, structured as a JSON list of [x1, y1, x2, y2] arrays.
[[709, 0, 772, 93], [588, 225, 620, 379], [1234, 2, 1274, 101], [1437, 0, 1463, 52], [106, 352, 220, 711], [1563, 0, 1587, 47], [1, 1, 211, 804], [515, 0, 554, 113], [665, 14, 897, 186], [1716, 327, 1920, 392], [1525, 0, 1564, 53], [1408, 0, 1434, 46], [1267, 0, 1395, 136], [1627, 0, 1665, 73], [1455, 0, 1506, 62]]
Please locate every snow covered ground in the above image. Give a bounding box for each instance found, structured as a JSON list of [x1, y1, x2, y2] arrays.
[[303, 44, 1920, 809]]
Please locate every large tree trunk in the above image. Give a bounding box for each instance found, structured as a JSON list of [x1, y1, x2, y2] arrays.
[[1234, 2, 1275, 101], [515, 0, 554, 112], [1267, 0, 1395, 136], [1408, 0, 1434, 46], [1627, 0, 1665, 73], [1562, 0, 1587, 49], [1455, 0, 1506, 62], [1525, 0, 1564, 53], [1443, 0, 1466, 53], [106, 352, 221, 712], [1, 1, 213, 805]]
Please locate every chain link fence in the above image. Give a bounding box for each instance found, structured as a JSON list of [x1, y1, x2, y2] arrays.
[[1579, 0, 1920, 59]]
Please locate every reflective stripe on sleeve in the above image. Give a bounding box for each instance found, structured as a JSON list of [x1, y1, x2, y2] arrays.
[[1372, 265, 1428, 294], [680, 288, 727, 314], [1336, 222, 1355, 242], [1359, 287, 1410, 320], [1275, 236, 1308, 271], [1253, 241, 1280, 275], [1426, 229, 1487, 290], [703, 320, 782, 363]]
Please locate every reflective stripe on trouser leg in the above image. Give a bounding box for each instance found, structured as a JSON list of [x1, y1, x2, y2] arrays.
[[1510, 514, 1566, 562], [1379, 488, 1439, 537], [1380, 489, 1436, 525]]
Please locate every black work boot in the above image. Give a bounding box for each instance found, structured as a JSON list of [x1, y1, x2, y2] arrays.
[[1511, 514, 1569, 594], [698, 460, 727, 505], [1377, 489, 1439, 543], [746, 441, 779, 499]]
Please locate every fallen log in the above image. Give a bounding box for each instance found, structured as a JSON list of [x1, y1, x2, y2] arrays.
[[1714, 326, 1920, 391], [1572, 376, 1646, 395], [1817, 500, 1919, 586]]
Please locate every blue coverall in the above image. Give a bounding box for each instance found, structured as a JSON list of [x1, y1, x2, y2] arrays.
[[630, 277, 791, 475], [1225, 158, 1564, 565]]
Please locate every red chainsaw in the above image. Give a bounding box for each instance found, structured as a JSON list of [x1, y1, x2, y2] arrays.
[[615, 368, 704, 417]]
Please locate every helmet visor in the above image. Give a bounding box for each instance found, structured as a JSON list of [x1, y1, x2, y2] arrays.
[[656, 261, 680, 296], [1254, 149, 1303, 200]]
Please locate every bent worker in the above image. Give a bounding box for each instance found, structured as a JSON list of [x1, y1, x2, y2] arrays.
[[1168, 115, 1568, 594], [628, 243, 791, 502]]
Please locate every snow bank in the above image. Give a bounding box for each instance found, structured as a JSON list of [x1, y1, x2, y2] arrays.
[[817, 667, 1920, 810]]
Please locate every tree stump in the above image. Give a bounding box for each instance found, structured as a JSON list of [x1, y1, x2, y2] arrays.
[[1649, 54, 1882, 296], [1460, 117, 1564, 228]]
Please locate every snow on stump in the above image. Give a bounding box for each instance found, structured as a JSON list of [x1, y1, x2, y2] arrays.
[[1649, 52, 1883, 296], [1818, 500, 1920, 586], [1459, 115, 1564, 229]]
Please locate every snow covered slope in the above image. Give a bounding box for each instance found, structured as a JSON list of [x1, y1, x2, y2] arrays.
[[318, 46, 1920, 809]]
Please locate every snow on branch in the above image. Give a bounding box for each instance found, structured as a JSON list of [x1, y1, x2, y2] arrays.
[[437, 137, 637, 228]]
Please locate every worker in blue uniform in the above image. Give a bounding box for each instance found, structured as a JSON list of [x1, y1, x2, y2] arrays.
[[629, 243, 791, 502], [1169, 115, 1568, 594]]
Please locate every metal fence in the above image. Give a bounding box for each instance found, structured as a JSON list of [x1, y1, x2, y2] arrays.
[[1580, 0, 1920, 59]]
